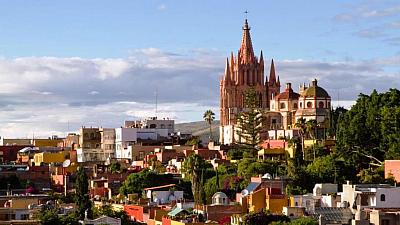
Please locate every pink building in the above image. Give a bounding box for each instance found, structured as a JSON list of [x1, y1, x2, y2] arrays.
[[385, 160, 400, 182]]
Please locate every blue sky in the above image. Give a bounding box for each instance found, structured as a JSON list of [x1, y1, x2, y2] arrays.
[[1, 0, 398, 59], [0, 0, 399, 137]]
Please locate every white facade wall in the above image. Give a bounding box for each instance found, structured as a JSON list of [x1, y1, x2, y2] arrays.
[[268, 129, 299, 140], [146, 190, 184, 204], [313, 183, 338, 196], [115, 128, 137, 159], [375, 188, 400, 208], [76, 148, 114, 162], [137, 128, 169, 140]]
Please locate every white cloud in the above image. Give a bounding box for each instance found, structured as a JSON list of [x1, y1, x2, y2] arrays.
[[0, 48, 398, 137]]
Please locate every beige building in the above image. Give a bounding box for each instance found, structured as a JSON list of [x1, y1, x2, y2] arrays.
[[60, 133, 80, 150], [100, 128, 115, 152], [0, 138, 31, 146], [0, 194, 49, 222], [79, 127, 101, 149]]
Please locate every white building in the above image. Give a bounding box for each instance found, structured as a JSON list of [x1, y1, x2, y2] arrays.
[[341, 183, 400, 211], [76, 148, 114, 162], [115, 128, 137, 159], [125, 117, 174, 134], [137, 128, 169, 140], [144, 184, 183, 205]]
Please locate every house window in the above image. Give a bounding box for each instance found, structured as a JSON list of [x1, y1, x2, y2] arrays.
[[20, 214, 29, 220], [294, 103, 298, 109], [299, 102, 302, 108], [307, 102, 312, 108], [280, 103, 286, 109], [381, 194, 386, 201], [139, 151, 145, 160], [318, 101, 324, 108]]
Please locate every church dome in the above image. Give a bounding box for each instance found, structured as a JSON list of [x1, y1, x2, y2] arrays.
[[212, 192, 229, 205], [301, 79, 330, 98], [276, 83, 300, 100]]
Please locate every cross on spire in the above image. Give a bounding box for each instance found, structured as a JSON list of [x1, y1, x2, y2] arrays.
[[244, 10, 249, 20]]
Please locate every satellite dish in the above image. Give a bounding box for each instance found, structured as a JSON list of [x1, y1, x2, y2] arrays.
[[262, 173, 272, 179], [62, 159, 71, 168], [241, 189, 249, 196]]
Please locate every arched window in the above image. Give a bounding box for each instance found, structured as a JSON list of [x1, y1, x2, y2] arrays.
[[327, 102, 331, 108], [280, 103, 286, 109], [319, 101, 324, 108], [307, 102, 312, 108], [150, 124, 156, 128], [294, 103, 298, 109], [300, 102, 302, 108], [381, 194, 386, 201]]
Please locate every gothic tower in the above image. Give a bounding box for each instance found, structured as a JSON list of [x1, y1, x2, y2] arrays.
[[268, 59, 281, 101], [219, 19, 271, 144]]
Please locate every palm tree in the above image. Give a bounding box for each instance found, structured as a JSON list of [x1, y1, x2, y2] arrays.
[[295, 117, 307, 160], [306, 119, 318, 139], [203, 110, 215, 141]]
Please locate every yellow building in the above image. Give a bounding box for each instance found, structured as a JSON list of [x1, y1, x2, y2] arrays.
[[32, 139, 61, 147], [266, 195, 288, 214], [247, 188, 289, 214], [33, 151, 70, 166], [248, 188, 266, 212]]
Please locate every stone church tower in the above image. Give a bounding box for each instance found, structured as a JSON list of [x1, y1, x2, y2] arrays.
[[219, 19, 280, 145]]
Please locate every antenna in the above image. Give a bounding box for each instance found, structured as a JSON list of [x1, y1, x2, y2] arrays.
[[155, 87, 158, 117]]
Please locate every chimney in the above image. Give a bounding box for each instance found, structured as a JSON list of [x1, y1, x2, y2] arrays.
[[285, 83, 292, 91]]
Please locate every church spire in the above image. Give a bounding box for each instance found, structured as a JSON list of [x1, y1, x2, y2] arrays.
[[224, 58, 231, 85], [239, 19, 255, 64], [269, 59, 277, 84]]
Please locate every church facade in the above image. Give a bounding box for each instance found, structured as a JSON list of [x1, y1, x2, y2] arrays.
[[219, 20, 331, 145]]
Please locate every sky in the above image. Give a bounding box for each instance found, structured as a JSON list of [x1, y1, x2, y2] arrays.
[[0, 0, 399, 137]]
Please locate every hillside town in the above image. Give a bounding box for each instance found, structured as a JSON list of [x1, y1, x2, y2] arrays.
[[0, 19, 399, 225]]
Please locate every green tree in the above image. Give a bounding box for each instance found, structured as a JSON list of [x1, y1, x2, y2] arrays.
[[236, 88, 264, 156], [336, 89, 400, 172], [199, 169, 207, 205], [119, 169, 172, 196], [305, 119, 317, 140], [306, 155, 336, 184], [75, 167, 92, 220], [289, 217, 318, 225], [327, 107, 348, 138], [203, 110, 215, 141], [243, 210, 290, 225], [182, 154, 206, 204], [109, 162, 121, 174], [37, 208, 61, 225], [271, 217, 318, 225]]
